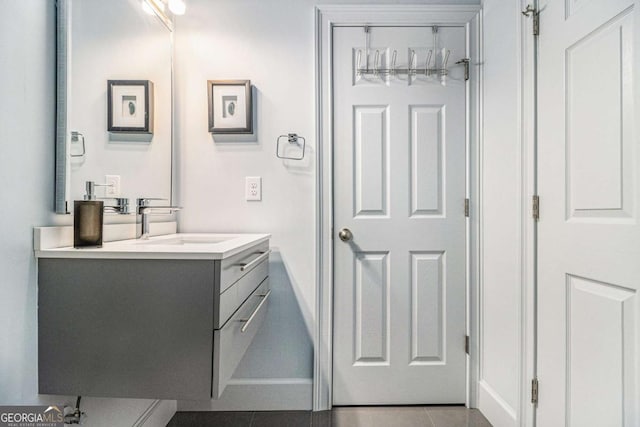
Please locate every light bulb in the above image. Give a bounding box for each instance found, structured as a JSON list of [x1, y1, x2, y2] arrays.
[[168, 0, 186, 15], [142, 0, 155, 15]]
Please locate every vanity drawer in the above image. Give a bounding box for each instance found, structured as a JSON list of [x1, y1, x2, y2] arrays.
[[219, 241, 270, 293], [213, 277, 270, 399], [216, 258, 268, 329]]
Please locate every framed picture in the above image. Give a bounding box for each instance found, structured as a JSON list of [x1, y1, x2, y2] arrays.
[[107, 80, 154, 133], [207, 80, 252, 134]]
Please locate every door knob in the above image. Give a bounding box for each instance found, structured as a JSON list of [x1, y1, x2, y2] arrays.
[[338, 228, 353, 242]]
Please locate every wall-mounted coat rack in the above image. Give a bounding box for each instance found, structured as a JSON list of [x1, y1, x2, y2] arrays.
[[356, 47, 451, 78], [354, 26, 469, 84]]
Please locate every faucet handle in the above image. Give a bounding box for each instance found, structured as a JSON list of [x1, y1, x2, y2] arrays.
[[136, 197, 167, 207]]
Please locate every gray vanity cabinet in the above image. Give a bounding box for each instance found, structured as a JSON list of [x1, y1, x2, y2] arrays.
[[37, 241, 270, 400]]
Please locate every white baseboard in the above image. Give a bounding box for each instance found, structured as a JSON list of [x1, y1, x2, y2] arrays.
[[177, 379, 313, 412], [478, 381, 517, 427], [135, 400, 177, 427]]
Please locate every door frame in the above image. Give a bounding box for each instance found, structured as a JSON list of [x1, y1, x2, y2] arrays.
[[314, 4, 482, 411]]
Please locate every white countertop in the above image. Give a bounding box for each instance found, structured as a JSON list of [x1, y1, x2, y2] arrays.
[[35, 233, 271, 260]]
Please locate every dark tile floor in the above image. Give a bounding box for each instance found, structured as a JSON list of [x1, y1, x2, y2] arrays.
[[167, 406, 492, 427]]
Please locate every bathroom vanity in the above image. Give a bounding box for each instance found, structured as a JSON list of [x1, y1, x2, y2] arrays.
[[35, 233, 270, 400]]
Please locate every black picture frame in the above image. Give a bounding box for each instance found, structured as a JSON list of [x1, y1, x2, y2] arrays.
[[107, 80, 154, 133], [207, 80, 253, 134]]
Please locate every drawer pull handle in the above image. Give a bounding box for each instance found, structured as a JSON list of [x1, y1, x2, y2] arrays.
[[240, 289, 271, 333], [237, 249, 271, 272]]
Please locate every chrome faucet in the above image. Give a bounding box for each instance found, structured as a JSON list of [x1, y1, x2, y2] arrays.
[[101, 197, 130, 214], [136, 198, 182, 239]]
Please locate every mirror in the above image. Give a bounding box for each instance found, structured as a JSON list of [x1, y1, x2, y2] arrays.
[[55, 0, 173, 214]]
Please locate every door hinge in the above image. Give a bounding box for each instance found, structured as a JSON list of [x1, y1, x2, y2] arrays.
[[465, 335, 470, 354], [455, 58, 470, 81], [531, 378, 539, 404], [464, 198, 470, 217], [522, 5, 540, 36], [532, 195, 540, 221]]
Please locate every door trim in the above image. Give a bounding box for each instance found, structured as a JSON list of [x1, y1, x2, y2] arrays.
[[314, 4, 482, 411]]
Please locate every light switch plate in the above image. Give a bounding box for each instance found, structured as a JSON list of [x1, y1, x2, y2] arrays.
[[245, 176, 262, 201], [105, 175, 121, 197]]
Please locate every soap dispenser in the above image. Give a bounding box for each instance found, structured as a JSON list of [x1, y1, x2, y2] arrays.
[[74, 181, 105, 248]]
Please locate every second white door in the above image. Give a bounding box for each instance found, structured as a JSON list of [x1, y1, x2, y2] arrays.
[[332, 26, 468, 405], [537, 0, 639, 425]]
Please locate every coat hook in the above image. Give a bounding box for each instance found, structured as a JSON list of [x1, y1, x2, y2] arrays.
[[409, 50, 417, 75], [441, 49, 450, 74], [425, 49, 433, 76], [390, 50, 397, 75], [440, 49, 451, 85], [373, 50, 380, 76], [356, 49, 362, 76]]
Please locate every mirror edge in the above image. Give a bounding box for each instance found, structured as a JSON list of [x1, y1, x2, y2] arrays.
[[55, 0, 71, 214]]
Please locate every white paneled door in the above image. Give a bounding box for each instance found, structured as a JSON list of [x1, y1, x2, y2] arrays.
[[332, 26, 467, 405], [537, 0, 639, 425]]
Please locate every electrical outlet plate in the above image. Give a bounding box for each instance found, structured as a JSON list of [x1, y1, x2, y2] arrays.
[[105, 175, 121, 197], [245, 176, 262, 201]]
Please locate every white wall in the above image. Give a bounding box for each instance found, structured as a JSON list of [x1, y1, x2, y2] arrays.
[[174, 0, 319, 404], [0, 2, 174, 425], [478, 0, 530, 426], [174, 1, 481, 402]]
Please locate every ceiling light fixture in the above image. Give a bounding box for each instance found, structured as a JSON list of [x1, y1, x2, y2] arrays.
[[142, 0, 155, 15], [142, 0, 166, 16]]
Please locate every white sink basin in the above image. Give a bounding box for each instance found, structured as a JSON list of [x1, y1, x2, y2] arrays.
[[136, 235, 237, 246]]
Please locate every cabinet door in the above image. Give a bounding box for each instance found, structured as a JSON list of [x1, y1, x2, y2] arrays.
[[38, 258, 215, 400]]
